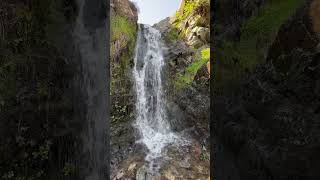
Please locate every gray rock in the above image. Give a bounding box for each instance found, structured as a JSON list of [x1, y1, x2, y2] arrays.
[[196, 27, 210, 42], [136, 166, 147, 180], [167, 102, 185, 131], [187, 35, 203, 48]]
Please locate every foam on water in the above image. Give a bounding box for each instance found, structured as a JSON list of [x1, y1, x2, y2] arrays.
[[132, 24, 185, 161]]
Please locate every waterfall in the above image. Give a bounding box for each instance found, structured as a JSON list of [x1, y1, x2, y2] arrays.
[[72, 0, 108, 179], [133, 24, 180, 160]]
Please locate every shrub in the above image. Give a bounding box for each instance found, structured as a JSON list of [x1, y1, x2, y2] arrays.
[[175, 48, 210, 89]]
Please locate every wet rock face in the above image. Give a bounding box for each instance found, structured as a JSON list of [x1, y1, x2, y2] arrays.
[[154, 17, 210, 146], [213, 1, 320, 179]]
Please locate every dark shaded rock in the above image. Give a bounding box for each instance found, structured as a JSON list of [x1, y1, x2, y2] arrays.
[[154, 11, 210, 148], [212, 1, 320, 179], [215, 0, 267, 41], [267, 1, 319, 65]]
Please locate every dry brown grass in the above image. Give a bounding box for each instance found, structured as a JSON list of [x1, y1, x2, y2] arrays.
[[310, 0, 320, 35]]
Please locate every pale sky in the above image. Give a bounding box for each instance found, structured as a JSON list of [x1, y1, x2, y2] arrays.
[[130, 0, 181, 25]]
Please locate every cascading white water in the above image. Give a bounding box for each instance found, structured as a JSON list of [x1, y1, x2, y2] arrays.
[[133, 24, 180, 160]]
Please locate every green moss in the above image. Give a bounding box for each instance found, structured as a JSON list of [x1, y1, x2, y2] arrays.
[[111, 15, 136, 42], [175, 48, 210, 89], [214, 0, 303, 88], [241, 0, 303, 41], [110, 14, 137, 95], [201, 48, 210, 59], [110, 13, 137, 124]]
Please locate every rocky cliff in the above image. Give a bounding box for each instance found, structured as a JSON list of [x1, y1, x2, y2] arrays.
[[212, 0, 320, 179], [154, 0, 210, 155], [110, 0, 139, 172]]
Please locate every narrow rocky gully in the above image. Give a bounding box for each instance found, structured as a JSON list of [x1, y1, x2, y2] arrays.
[[110, 0, 210, 179]]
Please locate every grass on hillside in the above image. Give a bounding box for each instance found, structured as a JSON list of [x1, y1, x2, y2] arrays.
[[214, 0, 303, 88], [110, 15, 137, 95], [111, 15, 136, 43]]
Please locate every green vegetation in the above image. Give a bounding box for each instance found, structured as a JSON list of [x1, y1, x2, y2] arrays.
[[166, 0, 210, 90], [110, 15, 137, 95], [214, 0, 303, 88], [110, 6, 138, 125], [111, 15, 137, 42], [175, 0, 210, 24], [175, 48, 210, 89], [164, 27, 180, 43], [169, 0, 210, 40]]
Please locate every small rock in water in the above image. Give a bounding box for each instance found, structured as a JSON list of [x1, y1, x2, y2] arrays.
[[164, 170, 175, 180], [115, 170, 124, 180], [128, 163, 137, 172]]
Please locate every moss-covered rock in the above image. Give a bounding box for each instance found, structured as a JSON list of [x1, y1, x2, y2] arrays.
[[110, 0, 138, 172]]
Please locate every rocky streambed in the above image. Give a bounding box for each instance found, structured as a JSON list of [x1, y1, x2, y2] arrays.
[[111, 135, 210, 180]]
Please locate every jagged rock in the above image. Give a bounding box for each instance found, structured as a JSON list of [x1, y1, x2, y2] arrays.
[[196, 27, 210, 42], [185, 14, 204, 29], [187, 35, 203, 48], [154, 17, 171, 33], [186, 26, 209, 47]]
